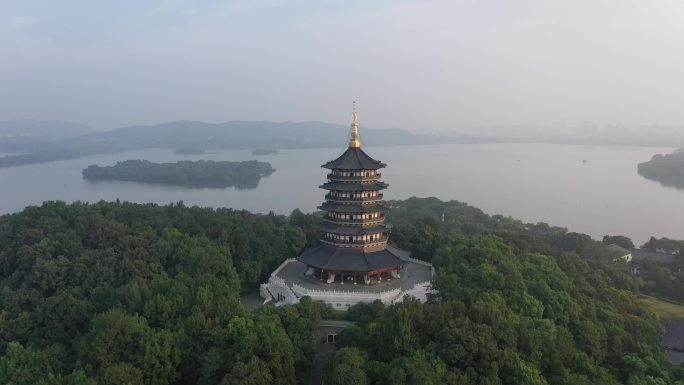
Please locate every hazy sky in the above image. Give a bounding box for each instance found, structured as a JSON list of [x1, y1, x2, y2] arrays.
[[2, 0, 684, 132]]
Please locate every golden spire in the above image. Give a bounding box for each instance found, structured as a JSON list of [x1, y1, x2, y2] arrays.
[[349, 101, 361, 148]]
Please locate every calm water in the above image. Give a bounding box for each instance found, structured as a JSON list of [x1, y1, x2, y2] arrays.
[[0, 143, 680, 245]]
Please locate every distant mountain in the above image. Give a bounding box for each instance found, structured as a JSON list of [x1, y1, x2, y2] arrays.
[[0, 120, 94, 154], [0, 120, 460, 167], [80, 120, 454, 149], [0, 120, 93, 138]]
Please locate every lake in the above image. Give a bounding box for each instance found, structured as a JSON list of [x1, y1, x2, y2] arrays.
[[0, 143, 680, 245]]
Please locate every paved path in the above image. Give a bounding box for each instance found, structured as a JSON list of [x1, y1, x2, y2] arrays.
[[240, 289, 266, 310], [664, 320, 684, 364], [309, 320, 354, 385]]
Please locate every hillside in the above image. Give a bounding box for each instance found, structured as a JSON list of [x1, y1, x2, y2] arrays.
[[0, 120, 93, 138], [0, 197, 682, 384], [0, 120, 94, 154], [638, 149, 684, 188]]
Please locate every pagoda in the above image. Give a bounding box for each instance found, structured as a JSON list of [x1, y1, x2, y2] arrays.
[[298, 103, 406, 285]]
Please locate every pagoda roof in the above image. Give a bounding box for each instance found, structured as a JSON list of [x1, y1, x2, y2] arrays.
[[299, 244, 405, 272], [322, 147, 387, 170], [320, 181, 388, 191], [320, 223, 388, 235], [318, 202, 389, 213]]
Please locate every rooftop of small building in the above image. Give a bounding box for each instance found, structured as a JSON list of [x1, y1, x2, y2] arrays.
[[606, 243, 676, 264], [631, 248, 676, 264]]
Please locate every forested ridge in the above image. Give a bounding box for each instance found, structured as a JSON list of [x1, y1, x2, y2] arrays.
[[0, 201, 320, 384], [0, 198, 681, 384], [324, 198, 683, 385], [638, 150, 684, 188]]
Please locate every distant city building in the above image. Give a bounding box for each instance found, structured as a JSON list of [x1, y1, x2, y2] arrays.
[[260, 103, 433, 309]]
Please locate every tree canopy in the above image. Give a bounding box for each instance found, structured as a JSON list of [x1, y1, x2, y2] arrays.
[[0, 200, 317, 384], [0, 197, 682, 384], [82, 160, 275, 189]]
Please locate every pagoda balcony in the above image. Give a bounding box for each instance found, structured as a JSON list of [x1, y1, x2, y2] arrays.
[[320, 236, 388, 247], [326, 173, 381, 182], [319, 181, 388, 191], [322, 216, 385, 225], [324, 193, 383, 203]]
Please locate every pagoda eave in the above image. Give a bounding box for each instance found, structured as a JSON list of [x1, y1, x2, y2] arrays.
[[318, 203, 389, 213], [319, 223, 389, 235], [321, 147, 387, 170], [298, 244, 405, 273], [319, 182, 388, 191]]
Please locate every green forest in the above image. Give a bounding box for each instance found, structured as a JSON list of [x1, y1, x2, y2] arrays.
[[638, 150, 684, 188], [82, 160, 275, 189], [0, 198, 682, 384]]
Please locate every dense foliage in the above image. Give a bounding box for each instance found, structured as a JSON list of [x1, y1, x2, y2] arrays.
[[0, 197, 682, 385], [82, 160, 275, 189], [323, 197, 684, 385], [0, 201, 321, 384], [638, 149, 684, 188], [631, 236, 684, 303], [602, 235, 635, 249]]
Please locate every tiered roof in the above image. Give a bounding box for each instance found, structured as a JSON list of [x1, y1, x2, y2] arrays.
[[299, 244, 403, 272], [322, 147, 387, 170]]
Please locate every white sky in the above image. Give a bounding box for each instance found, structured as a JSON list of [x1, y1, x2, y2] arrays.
[[2, 0, 684, 133]]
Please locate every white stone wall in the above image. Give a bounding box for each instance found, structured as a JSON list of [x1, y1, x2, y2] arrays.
[[291, 283, 403, 309]]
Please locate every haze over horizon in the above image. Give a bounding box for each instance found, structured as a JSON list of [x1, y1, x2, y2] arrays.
[[2, 0, 684, 138]]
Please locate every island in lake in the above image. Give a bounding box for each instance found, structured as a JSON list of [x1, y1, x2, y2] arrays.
[[82, 159, 275, 189], [638, 149, 684, 188]]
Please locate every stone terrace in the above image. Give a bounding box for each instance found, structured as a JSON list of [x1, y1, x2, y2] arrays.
[[273, 257, 432, 293]]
